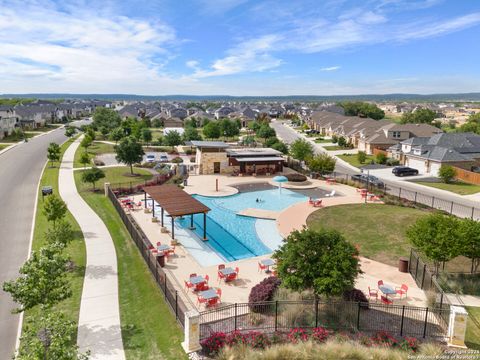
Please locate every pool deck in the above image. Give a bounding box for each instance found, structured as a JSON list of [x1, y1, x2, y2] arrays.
[[237, 208, 280, 220]]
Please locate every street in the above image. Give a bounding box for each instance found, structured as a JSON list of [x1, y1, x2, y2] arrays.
[[0, 127, 67, 359]]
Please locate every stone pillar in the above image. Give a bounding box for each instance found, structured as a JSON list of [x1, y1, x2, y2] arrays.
[[447, 306, 468, 348], [181, 310, 201, 354], [104, 182, 110, 197]]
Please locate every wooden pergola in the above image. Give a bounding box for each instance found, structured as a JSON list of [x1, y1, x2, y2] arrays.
[[143, 185, 210, 240]]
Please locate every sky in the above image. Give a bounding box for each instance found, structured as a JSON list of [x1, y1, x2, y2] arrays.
[[0, 0, 479, 96]]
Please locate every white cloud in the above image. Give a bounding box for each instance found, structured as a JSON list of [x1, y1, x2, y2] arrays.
[[320, 66, 341, 71]]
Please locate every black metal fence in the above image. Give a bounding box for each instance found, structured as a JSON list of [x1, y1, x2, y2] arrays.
[[107, 186, 187, 328], [199, 299, 449, 340], [109, 172, 174, 196]]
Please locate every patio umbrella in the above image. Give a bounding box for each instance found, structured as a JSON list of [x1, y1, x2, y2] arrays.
[[272, 175, 288, 193]]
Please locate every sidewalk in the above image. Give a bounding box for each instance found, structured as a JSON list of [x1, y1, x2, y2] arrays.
[[59, 137, 125, 359]]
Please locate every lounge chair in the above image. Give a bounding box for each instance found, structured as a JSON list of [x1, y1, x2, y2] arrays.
[[258, 262, 267, 272], [313, 199, 323, 207], [325, 190, 336, 197]]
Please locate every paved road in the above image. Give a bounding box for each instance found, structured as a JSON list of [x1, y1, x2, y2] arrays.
[[0, 127, 69, 359]]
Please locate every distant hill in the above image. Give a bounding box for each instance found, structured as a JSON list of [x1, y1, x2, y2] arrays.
[[1, 92, 480, 102]]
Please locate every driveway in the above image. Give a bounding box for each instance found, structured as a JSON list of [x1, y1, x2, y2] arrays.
[[0, 127, 67, 359], [367, 168, 431, 182]]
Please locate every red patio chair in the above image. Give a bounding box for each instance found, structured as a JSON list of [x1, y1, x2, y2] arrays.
[[205, 275, 209, 283], [184, 280, 194, 292], [258, 262, 267, 272], [377, 280, 384, 288], [368, 287, 378, 301], [235, 267, 239, 276], [218, 264, 225, 270], [156, 242, 161, 247], [396, 284, 408, 299], [381, 295, 393, 305], [189, 273, 197, 278], [226, 272, 237, 282], [216, 288, 222, 301], [207, 297, 218, 307], [313, 199, 323, 207], [197, 295, 207, 307], [148, 244, 154, 250], [217, 271, 225, 282]]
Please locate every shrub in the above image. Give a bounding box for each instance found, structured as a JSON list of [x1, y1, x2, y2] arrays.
[[201, 332, 226, 356], [375, 152, 387, 164], [357, 151, 367, 164], [342, 288, 369, 304], [438, 165, 456, 183], [287, 328, 309, 343], [171, 156, 183, 163], [386, 158, 400, 166], [285, 173, 307, 182], [337, 136, 347, 147], [248, 276, 281, 313], [398, 337, 419, 352], [311, 327, 330, 343], [331, 135, 338, 143]]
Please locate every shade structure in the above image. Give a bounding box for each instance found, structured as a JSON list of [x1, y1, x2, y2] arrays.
[[272, 175, 288, 183]]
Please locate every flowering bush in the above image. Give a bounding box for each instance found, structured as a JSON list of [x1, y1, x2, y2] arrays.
[[287, 328, 309, 343], [399, 337, 419, 352], [200, 332, 226, 356], [311, 327, 330, 343], [372, 331, 398, 347], [248, 276, 281, 313], [244, 331, 271, 349]]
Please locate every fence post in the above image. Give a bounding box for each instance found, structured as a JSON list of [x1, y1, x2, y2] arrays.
[[423, 308, 429, 338], [421, 264, 427, 289], [439, 292, 444, 309], [175, 291, 178, 320], [164, 274, 167, 295], [414, 256, 419, 280], [315, 298, 319, 327], [472, 207, 475, 220], [414, 192, 417, 203], [431, 196, 435, 208], [275, 301, 278, 332], [450, 202, 454, 214], [398, 188, 401, 199], [234, 303, 238, 331], [400, 306, 405, 336], [181, 310, 201, 353], [356, 302, 361, 331]]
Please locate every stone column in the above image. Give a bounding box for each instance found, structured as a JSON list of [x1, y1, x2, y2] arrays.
[[104, 182, 110, 197], [181, 310, 201, 354], [447, 305, 468, 348]]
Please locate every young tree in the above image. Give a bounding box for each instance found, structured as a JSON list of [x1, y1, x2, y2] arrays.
[[458, 219, 480, 273], [337, 136, 347, 147], [109, 127, 124, 144], [248, 121, 262, 132], [163, 130, 183, 149], [79, 152, 90, 169], [80, 134, 93, 151], [92, 107, 121, 131], [307, 153, 336, 174], [438, 165, 457, 183], [141, 128, 152, 145], [375, 152, 387, 165], [43, 195, 67, 228], [357, 151, 367, 164], [152, 118, 164, 128], [85, 127, 96, 141], [47, 143, 61, 167], [43, 220, 74, 249], [64, 127, 76, 138], [115, 136, 145, 175], [202, 121, 221, 139], [273, 228, 360, 296], [256, 124, 276, 140], [16, 311, 90, 360], [289, 138, 314, 161], [406, 213, 461, 274], [81, 167, 105, 191], [3, 243, 71, 312], [271, 140, 289, 154], [219, 119, 240, 138], [401, 108, 437, 124], [183, 127, 202, 141]]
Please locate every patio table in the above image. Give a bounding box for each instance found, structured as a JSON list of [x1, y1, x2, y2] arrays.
[[199, 289, 218, 300], [379, 285, 396, 297], [218, 267, 235, 276], [190, 275, 206, 285], [260, 259, 275, 273], [157, 244, 171, 253]]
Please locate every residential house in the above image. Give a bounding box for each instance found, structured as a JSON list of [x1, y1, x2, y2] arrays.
[[214, 106, 235, 119], [0, 106, 18, 139]]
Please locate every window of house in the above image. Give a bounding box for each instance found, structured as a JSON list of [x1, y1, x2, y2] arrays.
[[392, 131, 401, 138]]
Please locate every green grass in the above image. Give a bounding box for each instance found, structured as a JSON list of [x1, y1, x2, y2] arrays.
[[0, 132, 36, 143], [466, 306, 480, 350], [337, 154, 376, 168], [73, 141, 116, 167], [73, 170, 186, 359], [314, 138, 332, 143], [0, 143, 11, 151], [438, 273, 480, 296], [75, 166, 153, 192], [323, 145, 347, 151], [21, 136, 86, 343], [306, 204, 428, 266], [26, 125, 59, 133], [412, 181, 480, 195]]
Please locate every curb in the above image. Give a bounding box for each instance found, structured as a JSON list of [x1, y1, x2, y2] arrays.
[[0, 125, 65, 157]]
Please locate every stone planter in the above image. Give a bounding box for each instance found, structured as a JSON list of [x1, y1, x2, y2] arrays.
[[144, 208, 152, 214], [151, 217, 159, 223], [161, 227, 169, 233]]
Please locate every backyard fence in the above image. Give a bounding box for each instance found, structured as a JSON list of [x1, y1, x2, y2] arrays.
[[107, 186, 188, 328], [199, 299, 450, 341], [109, 172, 174, 196]]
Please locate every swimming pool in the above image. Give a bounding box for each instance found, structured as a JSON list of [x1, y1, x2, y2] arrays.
[[177, 188, 309, 262]]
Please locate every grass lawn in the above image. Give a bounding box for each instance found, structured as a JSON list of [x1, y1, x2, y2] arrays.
[[337, 154, 376, 168], [20, 136, 86, 345], [0, 143, 12, 151], [306, 204, 428, 266], [75, 166, 153, 192], [466, 306, 480, 350], [0, 132, 36, 143], [412, 181, 480, 195], [73, 141, 116, 167], [314, 138, 332, 143], [323, 145, 347, 151], [27, 125, 59, 132], [73, 170, 186, 359]]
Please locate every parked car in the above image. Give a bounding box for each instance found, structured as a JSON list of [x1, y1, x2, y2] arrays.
[[159, 153, 169, 163], [351, 174, 385, 188], [392, 166, 419, 177], [146, 154, 156, 163]]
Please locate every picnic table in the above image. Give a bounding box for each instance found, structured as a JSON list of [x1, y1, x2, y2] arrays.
[[218, 267, 235, 276], [199, 288, 218, 300], [157, 244, 171, 253], [260, 259, 275, 273], [379, 285, 396, 297], [190, 275, 206, 285]]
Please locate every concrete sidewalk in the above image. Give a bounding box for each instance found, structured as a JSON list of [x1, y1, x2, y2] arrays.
[[59, 137, 125, 359]]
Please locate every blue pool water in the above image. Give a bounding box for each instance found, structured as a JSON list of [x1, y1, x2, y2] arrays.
[[177, 188, 308, 262]]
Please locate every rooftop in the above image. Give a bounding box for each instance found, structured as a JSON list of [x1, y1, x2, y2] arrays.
[[144, 185, 210, 217], [190, 140, 230, 148], [226, 148, 282, 157]]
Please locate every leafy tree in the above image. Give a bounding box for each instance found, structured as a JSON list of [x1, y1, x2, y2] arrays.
[[340, 101, 385, 120], [337, 136, 347, 147], [273, 228, 360, 296], [438, 165, 456, 183], [152, 118, 164, 128], [43, 195, 67, 228], [203, 121, 221, 139], [331, 135, 338, 143], [47, 143, 61, 167], [163, 130, 183, 149], [406, 213, 461, 274], [375, 152, 387, 165], [242, 135, 256, 146], [307, 153, 336, 174], [264, 136, 280, 147], [256, 124, 276, 140], [80, 135, 93, 151], [183, 127, 202, 141], [289, 138, 314, 161], [459, 219, 480, 273], [256, 112, 270, 123], [271, 140, 289, 154], [219, 119, 240, 138], [81, 167, 105, 191], [92, 107, 121, 131], [115, 137, 144, 174], [357, 151, 367, 164], [43, 220, 74, 249], [401, 108, 437, 124], [109, 127, 124, 144], [248, 121, 262, 132], [85, 127, 96, 141], [184, 118, 198, 128], [99, 126, 109, 139], [3, 243, 71, 313], [79, 152, 90, 169], [64, 127, 76, 138], [16, 311, 89, 360], [141, 128, 152, 144], [459, 113, 480, 134]]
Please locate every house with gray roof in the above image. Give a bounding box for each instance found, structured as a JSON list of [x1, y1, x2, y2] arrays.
[[0, 106, 19, 139]]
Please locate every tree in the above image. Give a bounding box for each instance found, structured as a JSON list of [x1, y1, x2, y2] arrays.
[[115, 136, 144, 175], [219, 119, 240, 138], [438, 165, 456, 183], [163, 130, 183, 149], [183, 127, 202, 141], [401, 108, 437, 124], [273, 228, 360, 296], [340, 101, 385, 120], [92, 107, 121, 131], [307, 153, 336, 174], [47, 143, 61, 167], [109, 127, 124, 144], [406, 213, 461, 274], [3, 243, 71, 312], [271, 141, 288, 154], [43, 220, 74, 249], [256, 124, 276, 140], [81, 167, 105, 191], [141, 128, 152, 144], [357, 151, 367, 164], [459, 219, 480, 273], [80, 135, 93, 151], [79, 152, 90, 169], [152, 118, 164, 128], [203, 121, 221, 139], [337, 136, 347, 147], [248, 121, 262, 132], [16, 311, 89, 360], [184, 118, 198, 128], [43, 195, 67, 228], [85, 127, 96, 141], [375, 152, 387, 165], [64, 127, 76, 138], [289, 138, 314, 161], [459, 113, 480, 134], [99, 126, 109, 139]]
